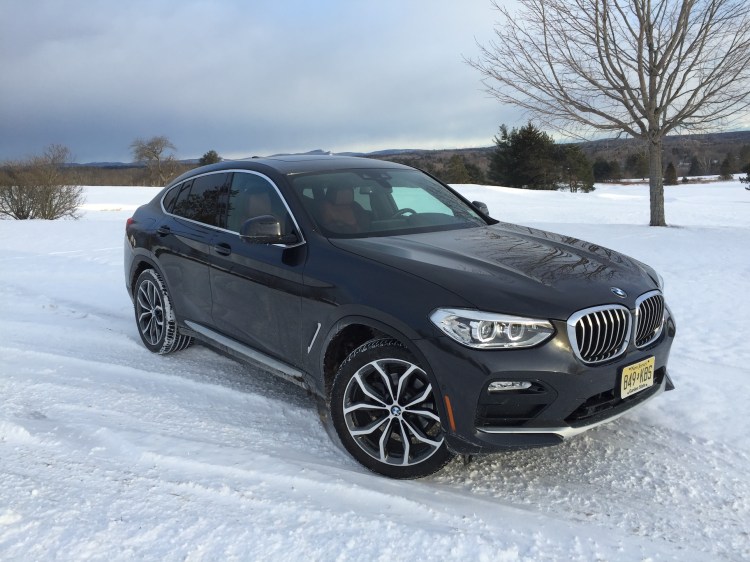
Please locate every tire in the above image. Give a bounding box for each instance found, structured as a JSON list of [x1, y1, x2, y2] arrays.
[[133, 269, 192, 354], [330, 339, 453, 479]]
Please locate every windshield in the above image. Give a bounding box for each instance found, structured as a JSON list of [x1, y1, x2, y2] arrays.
[[290, 168, 487, 237]]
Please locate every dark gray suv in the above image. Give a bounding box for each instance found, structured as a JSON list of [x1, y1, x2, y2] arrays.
[[124, 155, 675, 478]]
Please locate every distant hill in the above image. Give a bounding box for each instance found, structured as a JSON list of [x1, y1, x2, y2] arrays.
[[65, 130, 749, 186], [577, 130, 750, 176], [363, 130, 750, 182]]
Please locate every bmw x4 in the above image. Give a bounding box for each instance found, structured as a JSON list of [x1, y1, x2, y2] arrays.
[[124, 155, 675, 479]]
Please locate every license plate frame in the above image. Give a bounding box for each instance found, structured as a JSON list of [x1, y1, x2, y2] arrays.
[[620, 356, 656, 399]]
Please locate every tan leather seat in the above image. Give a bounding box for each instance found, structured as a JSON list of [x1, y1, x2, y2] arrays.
[[320, 186, 366, 233]]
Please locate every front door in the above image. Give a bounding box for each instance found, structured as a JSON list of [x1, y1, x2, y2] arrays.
[[209, 171, 307, 366]]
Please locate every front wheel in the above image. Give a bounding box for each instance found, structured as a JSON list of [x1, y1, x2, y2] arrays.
[[330, 339, 453, 479], [133, 268, 192, 354]]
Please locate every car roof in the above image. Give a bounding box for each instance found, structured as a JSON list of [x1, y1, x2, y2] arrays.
[[167, 155, 413, 187], [248, 154, 412, 175]]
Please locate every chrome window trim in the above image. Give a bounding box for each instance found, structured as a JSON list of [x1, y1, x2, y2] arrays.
[[566, 303, 632, 364], [160, 169, 307, 248], [634, 289, 665, 348]]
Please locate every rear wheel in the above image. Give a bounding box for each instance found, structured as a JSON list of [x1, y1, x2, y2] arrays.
[[133, 269, 192, 354], [330, 339, 452, 479]]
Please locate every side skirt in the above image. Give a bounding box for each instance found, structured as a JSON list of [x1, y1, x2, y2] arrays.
[[184, 320, 310, 391]]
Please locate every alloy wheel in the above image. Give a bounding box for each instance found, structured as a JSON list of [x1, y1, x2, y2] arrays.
[[136, 279, 165, 346], [342, 357, 444, 467]]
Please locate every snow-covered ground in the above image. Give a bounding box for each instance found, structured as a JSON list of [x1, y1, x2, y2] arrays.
[[1, 180, 748, 561]]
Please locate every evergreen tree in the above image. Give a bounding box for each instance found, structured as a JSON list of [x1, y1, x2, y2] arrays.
[[199, 150, 221, 166], [488, 125, 511, 185], [593, 158, 620, 182], [464, 160, 486, 185], [560, 146, 595, 192], [664, 162, 678, 185], [688, 156, 704, 176], [719, 155, 734, 180], [443, 155, 472, 184], [610, 161, 622, 181], [740, 163, 750, 189], [625, 152, 649, 179], [740, 144, 750, 172], [490, 123, 558, 189]]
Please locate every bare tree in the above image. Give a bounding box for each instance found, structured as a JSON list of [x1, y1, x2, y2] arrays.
[[0, 145, 84, 220], [470, 0, 750, 225], [130, 135, 178, 186]]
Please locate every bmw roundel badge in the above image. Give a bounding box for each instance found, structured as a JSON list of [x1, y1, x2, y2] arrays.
[[611, 287, 628, 298]]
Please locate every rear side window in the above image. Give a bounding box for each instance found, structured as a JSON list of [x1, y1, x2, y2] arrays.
[[162, 182, 184, 213], [171, 173, 228, 226]]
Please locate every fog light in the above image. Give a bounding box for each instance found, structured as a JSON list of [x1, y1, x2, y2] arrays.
[[488, 381, 532, 392]]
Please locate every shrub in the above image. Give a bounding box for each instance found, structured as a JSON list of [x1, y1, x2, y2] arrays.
[[0, 145, 84, 220]]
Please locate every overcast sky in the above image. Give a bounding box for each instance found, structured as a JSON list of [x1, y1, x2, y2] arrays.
[[0, 0, 529, 163]]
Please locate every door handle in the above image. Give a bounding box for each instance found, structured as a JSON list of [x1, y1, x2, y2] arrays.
[[156, 225, 171, 236], [213, 243, 232, 256]]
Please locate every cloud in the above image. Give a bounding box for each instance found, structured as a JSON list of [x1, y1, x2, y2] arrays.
[[0, 1, 518, 161]]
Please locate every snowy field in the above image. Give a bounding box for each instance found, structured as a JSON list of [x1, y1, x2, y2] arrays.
[[1, 179, 749, 561]]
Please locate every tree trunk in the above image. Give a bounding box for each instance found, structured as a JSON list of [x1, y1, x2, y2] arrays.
[[647, 137, 667, 226]]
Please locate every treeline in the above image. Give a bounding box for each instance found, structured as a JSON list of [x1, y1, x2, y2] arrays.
[[1, 137, 223, 190], [0, 137, 223, 219], [61, 163, 195, 187], [379, 128, 750, 187], [386, 124, 597, 190], [4, 128, 750, 203]]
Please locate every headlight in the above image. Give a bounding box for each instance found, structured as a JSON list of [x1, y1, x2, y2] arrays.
[[430, 308, 555, 349]]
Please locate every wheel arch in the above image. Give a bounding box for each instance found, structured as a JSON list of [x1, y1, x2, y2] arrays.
[[127, 253, 162, 298], [317, 315, 438, 402]]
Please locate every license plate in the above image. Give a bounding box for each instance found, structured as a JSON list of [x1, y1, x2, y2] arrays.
[[620, 356, 655, 399]]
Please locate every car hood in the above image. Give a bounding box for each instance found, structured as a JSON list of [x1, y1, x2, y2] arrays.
[[329, 223, 659, 320]]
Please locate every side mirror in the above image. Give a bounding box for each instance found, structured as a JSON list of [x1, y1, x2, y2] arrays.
[[472, 200, 490, 216], [239, 215, 298, 245]]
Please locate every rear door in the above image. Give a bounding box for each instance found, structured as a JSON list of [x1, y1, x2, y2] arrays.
[[157, 172, 229, 325]]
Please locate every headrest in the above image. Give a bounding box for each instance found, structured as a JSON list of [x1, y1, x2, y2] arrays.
[[327, 186, 354, 205]]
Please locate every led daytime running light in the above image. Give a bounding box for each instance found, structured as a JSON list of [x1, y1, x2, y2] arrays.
[[430, 308, 554, 350]]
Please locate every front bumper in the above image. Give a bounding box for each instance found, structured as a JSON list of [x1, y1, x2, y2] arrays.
[[415, 313, 676, 455]]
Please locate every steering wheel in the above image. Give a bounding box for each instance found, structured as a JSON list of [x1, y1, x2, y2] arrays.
[[392, 208, 416, 218]]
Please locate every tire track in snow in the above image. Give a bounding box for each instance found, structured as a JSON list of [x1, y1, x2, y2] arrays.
[[434, 421, 750, 560]]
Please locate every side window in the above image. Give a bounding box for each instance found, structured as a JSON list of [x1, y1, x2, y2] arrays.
[[162, 183, 182, 212], [172, 173, 228, 226], [226, 173, 291, 233]]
